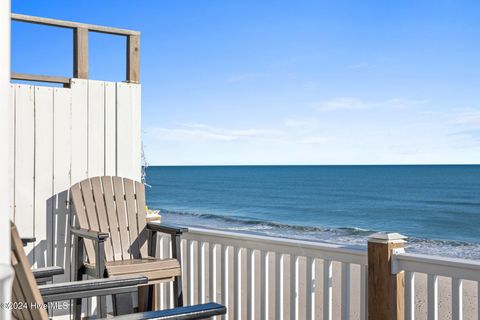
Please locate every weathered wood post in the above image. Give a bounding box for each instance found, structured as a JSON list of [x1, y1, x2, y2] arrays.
[[73, 27, 88, 79], [368, 232, 407, 320]]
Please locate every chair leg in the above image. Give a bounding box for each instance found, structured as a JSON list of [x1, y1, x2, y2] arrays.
[[147, 284, 158, 311], [138, 285, 148, 312], [73, 237, 84, 320]]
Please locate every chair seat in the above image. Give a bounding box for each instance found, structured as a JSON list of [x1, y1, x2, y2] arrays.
[[85, 258, 181, 283]]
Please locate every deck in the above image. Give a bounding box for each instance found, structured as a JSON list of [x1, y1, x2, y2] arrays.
[[4, 12, 480, 320]]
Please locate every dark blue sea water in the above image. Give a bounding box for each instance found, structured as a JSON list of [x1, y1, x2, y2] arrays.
[[145, 165, 480, 259]]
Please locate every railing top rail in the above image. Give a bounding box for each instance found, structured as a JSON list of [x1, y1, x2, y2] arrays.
[[12, 13, 140, 36], [11, 13, 140, 85], [393, 252, 480, 282], [181, 225, 368, 265]]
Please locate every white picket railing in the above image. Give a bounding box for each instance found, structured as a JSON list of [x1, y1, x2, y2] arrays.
[[156, 227, 368, 320], [392, 252, 480, 320]]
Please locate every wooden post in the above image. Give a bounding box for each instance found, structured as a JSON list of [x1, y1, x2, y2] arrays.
[[126, 34, 140, 83], [368, 232, 407, 320], [73, 27, 88, 79]]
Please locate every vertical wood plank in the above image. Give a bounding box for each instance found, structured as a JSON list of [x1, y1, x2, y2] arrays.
[[267, 252, 276, 320], [14, 84, 35, 261], [126, 35, 140, 83], [112, 176, 131, 259], [73, 28, 88, 79], [116, 83, 133, 179], [246, 248, 253, 320], [8, 84, 15, 221], [104, 81, 116, 176], [253, 250, 261, 320], [70, 79, 88, 184], [33, 86, 54, 268], [234, 247, 239, 319], [87, 80, 105, 177], [52, 87, 72, 318], [102, 177, 122, 261], [91, 177, 114, 261], [131, 84, 142, 180], [181, 239, 190, 305], [70, 77, 89, 318]]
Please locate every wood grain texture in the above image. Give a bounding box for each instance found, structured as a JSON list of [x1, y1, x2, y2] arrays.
[[368, 241, 405, 320]]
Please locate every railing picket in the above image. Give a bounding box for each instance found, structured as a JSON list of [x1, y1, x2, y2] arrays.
[[314, 259, 322, 320], [341, 262, 350, 320], [191, 240, 199, 305], [253, 250, 261, 319], [260, 250, 266, 320], [202, 242, 210, 303], [427, 274, 438, 320], [239, 248, 248, 320], [234, 247, 240, 319], [282, 254, 292, 320], [290, 255, 297, 320], [246, 248, 253, 320], [323, 259, 333, 320], [267, 252, 276, 319], [360, 264, 367, 320], [181, 239, 189, 305], [297, 256, 307, 320], [306, 257, 313, 320], [405, 271, 415, 320], [452, 278, 463, 320], [275, 253, 283, 320]]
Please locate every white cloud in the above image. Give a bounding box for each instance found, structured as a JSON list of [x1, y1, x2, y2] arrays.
[[454, 111, 480, 127], [227, 72, 267, 82], [314, 97, 427, 111], [300, 136, 327, 144], [145, 123, 275, 142], [284, 118, 319, 128]]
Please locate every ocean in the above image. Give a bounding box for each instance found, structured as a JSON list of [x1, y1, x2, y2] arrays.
[[145, 165, 480, 259]]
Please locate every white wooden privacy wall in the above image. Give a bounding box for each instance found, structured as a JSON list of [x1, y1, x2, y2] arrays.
[[9, 79, 141, 273]]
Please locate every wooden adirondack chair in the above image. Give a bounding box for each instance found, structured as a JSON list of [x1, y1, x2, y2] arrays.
[[70, 176, 186, 317], [10, 222, 226, 320]]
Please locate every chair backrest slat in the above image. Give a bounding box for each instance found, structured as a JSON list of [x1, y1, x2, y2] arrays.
[[70, 183, 96, 263], [71, 176, 150, 264], [102, 176, 123, 261], [11, 223, 48, 320], [91, 177, 114, 261], [124, 178, 140, 258], [135, 181, 148, 257], [112, 176, 132, 259]]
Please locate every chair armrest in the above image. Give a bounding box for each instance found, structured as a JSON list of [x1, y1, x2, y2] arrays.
[[21, 237, 36, 246], [147, 222, 188, 236], [32, 266, 64, 279], [100, 302, 226, 320], [71, 227, 109, 242], [39, 275, 148, 302]]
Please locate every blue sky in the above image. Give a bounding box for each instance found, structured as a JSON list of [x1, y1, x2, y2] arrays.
[[12, 0, 480, 165]]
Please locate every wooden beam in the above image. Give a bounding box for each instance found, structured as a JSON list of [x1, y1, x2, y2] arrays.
[[126, 35, 140, 83], [11, 13, 140, 36], [11, 72, 70, 85], [73, 28, 88, 79], [368, 233, 407, 320]]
